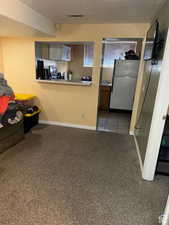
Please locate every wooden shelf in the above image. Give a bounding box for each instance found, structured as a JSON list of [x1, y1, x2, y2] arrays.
[[36, 79, 92, 86]]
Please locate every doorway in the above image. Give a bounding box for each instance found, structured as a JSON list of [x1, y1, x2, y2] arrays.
[[97, 38, 143, 134]]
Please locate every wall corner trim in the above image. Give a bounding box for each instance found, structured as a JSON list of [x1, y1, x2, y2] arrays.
[[129, 131, 134, 135], [39, 120, 96, 131], [133, 134, 143, 174]]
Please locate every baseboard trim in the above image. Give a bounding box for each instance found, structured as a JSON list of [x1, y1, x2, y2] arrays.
[[109, 108, 132, 113], [39, 120, 96, 131], [129, 131, 134, 136], [133, 134, 143, 173]]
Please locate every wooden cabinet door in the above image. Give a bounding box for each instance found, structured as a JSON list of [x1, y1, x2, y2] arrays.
[[99, 86, 111, 111]]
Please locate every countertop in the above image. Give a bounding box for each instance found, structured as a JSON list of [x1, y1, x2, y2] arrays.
[[36, 79, 92, 86], [101, 83, 112, 87]]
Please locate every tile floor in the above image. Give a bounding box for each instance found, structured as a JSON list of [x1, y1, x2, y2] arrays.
[[97, 111, 132, 134]]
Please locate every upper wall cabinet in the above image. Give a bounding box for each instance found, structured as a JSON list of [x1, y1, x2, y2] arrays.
[[49, 45, 71, 61], [41, 44, 49, 59], [35, 43, 41, 58], [35, 43, 49, 59], [35, 42, 71, 62]]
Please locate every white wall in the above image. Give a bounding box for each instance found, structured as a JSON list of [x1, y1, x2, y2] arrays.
[[0, 0, 56, 36]]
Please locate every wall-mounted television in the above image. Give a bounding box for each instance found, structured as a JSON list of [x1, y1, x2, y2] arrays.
[[144, 20, 160, 61]]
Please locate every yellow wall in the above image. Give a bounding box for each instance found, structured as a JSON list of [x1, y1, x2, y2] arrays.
[[0, 40, 4, 73], [1, 23, 149, 128]]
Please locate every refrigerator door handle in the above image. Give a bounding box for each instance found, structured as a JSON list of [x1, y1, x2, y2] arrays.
[[162, 115, 167, 120]]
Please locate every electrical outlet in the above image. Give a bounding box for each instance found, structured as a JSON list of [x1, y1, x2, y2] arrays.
[[81, 113, 85, 119]]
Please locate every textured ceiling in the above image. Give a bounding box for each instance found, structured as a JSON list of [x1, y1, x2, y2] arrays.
[[19, 0, 166, 23]]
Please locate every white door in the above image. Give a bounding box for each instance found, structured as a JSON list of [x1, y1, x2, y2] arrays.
[[141, 28, 169, 181], [162, 196, 169, 225]]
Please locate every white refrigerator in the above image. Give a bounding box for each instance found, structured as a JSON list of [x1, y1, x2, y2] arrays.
[[110, 60, 140, 110]]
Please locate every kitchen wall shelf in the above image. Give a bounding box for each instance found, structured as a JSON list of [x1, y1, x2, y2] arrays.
[[36, 79, 92, 86]]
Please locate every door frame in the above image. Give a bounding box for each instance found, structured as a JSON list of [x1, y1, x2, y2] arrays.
[[141, 28, 169, 181], [162, 196, 169, 225], [96, 37, 143, 132]]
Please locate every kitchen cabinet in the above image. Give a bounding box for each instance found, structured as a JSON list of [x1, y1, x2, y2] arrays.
[[35, 43, 49, 59], [62, 45, 71, 61], [41, 44, 49, 59], [49, 45, 71, 61], [99, 85, 111, 111], [35, 42, 71, 61], [35, 43, 41, 58]]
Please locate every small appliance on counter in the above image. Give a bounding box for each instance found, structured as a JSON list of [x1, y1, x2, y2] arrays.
[[44, 69, 51, 80], [67, 70, 73, 81], [49, 66, 57, 79], [36, 60, 58, 80], [36, 60, 44, 79], [57, 72, 62, 79], [81, 75, 92, 82], [63, 72, 68, 80]]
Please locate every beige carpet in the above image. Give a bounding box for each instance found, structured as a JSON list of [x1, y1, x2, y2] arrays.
[[0, 125, 168, 225]]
